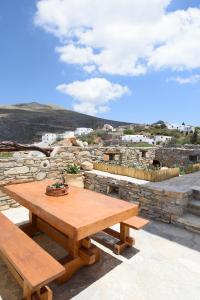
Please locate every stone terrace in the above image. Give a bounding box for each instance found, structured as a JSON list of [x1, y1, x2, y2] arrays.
[[0, 207, 199, 300]]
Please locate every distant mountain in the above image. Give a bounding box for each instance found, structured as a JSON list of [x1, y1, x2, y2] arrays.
[[0, 102, 130, 143], [152, 120, 166, 125]]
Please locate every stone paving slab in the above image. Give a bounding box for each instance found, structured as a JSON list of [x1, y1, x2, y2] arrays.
[[146, 171, 200, 193], [0, 208, 200, 300]]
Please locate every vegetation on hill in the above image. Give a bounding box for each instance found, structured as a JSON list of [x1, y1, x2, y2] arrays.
[[0, 102, 129, 143]]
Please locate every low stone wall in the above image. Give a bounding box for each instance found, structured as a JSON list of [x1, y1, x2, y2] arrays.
[[0, 147, 92, 186], [0, 146, 157, 186], [155, 147, 200, 167], [84, 171, 190, 223]]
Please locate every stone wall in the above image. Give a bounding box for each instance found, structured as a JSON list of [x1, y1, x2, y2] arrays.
[[155, 147, 200, 167], [90, 146, 156, 167], [0, 146, 156, 187], [0, 147, 94, 187], [84, 171, 190, 223]]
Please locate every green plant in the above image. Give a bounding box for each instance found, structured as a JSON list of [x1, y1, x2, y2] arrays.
[[51, 182, 65, 188], [123, 129, 135, 135], [0, 152, 13, 158], [64, 164, 81, 174], [179, 167, 185, 175]]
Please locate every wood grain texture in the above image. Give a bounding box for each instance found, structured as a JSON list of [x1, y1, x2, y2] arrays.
[[4, 180, 138, 240], [0, 212, 65, 289], [121, 216, 150, 230]]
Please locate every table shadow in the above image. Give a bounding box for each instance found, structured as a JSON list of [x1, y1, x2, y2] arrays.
[[92, 231, 140, 259], [0, 233, 122, 300]]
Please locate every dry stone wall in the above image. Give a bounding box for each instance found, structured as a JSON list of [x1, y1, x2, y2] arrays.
[[0, 146, 156, 187], [84, 171, 190, 223], [155, 147, 200, 167]]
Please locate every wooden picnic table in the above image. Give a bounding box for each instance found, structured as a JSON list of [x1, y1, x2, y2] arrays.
[[4, 179, 138, 282]]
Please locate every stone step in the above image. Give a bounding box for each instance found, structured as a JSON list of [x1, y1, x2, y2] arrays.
[[188, 199, 200, 216], [172, 213, 200, 234], [191, 186, 200, 200]]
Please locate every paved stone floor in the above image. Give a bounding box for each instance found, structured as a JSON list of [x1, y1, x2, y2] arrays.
[[147, 171, 200, 193], [0, 207, 200, 300]]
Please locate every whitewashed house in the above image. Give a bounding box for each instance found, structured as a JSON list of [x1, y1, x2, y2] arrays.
[[75, 128, 93, 136], [122, 134, 172, 145], [122, 135, 154, 144], [154, 135, 172, 144], [165, 122, 195, 133], [42, 133, 58, 145]]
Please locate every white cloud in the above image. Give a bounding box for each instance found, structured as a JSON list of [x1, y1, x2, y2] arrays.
[[167, 74, 200, 84], [35, 0, 200, 75], [56, 78, 130, 115]]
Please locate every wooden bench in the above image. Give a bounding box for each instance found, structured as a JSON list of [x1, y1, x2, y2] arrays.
[[0, 212, 65, 300], [121, 216, 149, 230], [103, 216, 149, 255]]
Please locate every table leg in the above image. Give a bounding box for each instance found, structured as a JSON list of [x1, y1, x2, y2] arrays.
[[57, 241, 100, 284], [114, 223, 135, 255], [19, 212, 38, 237], [19, 215, 101, 283]]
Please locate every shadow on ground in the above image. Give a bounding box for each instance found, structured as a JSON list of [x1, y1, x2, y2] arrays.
[[92, 231, 140, 259], [0, 233, 122, 300], [144, 220, 200, 252]]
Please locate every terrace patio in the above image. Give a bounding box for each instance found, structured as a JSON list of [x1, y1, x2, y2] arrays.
[[1, 207, 199, 300]]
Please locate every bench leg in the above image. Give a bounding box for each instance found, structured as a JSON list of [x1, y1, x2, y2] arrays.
[[23, 283, 52, 300], [114, 223, 135, 255], [23, 283, 32, 300], [20, 213, 38, 237]]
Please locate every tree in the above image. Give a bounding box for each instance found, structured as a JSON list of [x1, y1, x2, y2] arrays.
[[182, 122, 185, 126], [190, 129, 199, 144]]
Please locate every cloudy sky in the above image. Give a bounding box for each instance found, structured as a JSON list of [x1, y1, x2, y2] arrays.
[[1, 0, 200, 124]]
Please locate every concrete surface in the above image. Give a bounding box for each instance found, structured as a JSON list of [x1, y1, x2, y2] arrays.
[[0, 207, 200, 300]]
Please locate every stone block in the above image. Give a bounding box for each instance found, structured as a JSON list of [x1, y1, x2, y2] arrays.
[[4, 166, 29, 175]]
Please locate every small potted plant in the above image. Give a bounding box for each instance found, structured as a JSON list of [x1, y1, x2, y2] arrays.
[[46, 182, 69, 196], [63, 164, 84, 188]]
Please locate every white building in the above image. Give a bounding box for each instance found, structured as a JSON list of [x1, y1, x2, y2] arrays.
[[154, 135, 172, 144], [75, 128, 93, 136], [42, 133, 58, 145], [122, 135, 154, 144], [165, 122, 195, 133], [58, 131, 75, 139], [122, 135, 172, 145]]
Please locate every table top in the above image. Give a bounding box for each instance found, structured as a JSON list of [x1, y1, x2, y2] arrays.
[[4, 180, 138, 240]]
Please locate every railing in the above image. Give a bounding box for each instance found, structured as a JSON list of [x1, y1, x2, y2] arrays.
[[93, 163, 180, 182]]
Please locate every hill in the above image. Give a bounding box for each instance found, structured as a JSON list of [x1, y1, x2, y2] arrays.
[[0, 102, 130, 143]]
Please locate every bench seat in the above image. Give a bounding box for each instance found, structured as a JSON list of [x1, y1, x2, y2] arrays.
[[121, 216, 149, 230], [0, 212, 65, 300]]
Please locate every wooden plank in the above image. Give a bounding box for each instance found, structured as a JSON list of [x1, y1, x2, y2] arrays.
[[93, 162, 179, 182], [0, 251, 24, 287], [121, 216, 149, 230], [103, 228, 120, 239], [0, 212, 65, 289], [4, 180, 138, 241]]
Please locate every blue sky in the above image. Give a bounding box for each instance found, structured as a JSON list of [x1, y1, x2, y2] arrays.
[[0, 0, 200, 125]]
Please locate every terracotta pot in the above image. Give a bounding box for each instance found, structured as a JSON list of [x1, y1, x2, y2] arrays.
[[46, 184, 69, 196], [64, 173, 84, 188]]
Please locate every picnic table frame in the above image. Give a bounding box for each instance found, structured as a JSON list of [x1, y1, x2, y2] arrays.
[[4, 180, 138, 282]]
